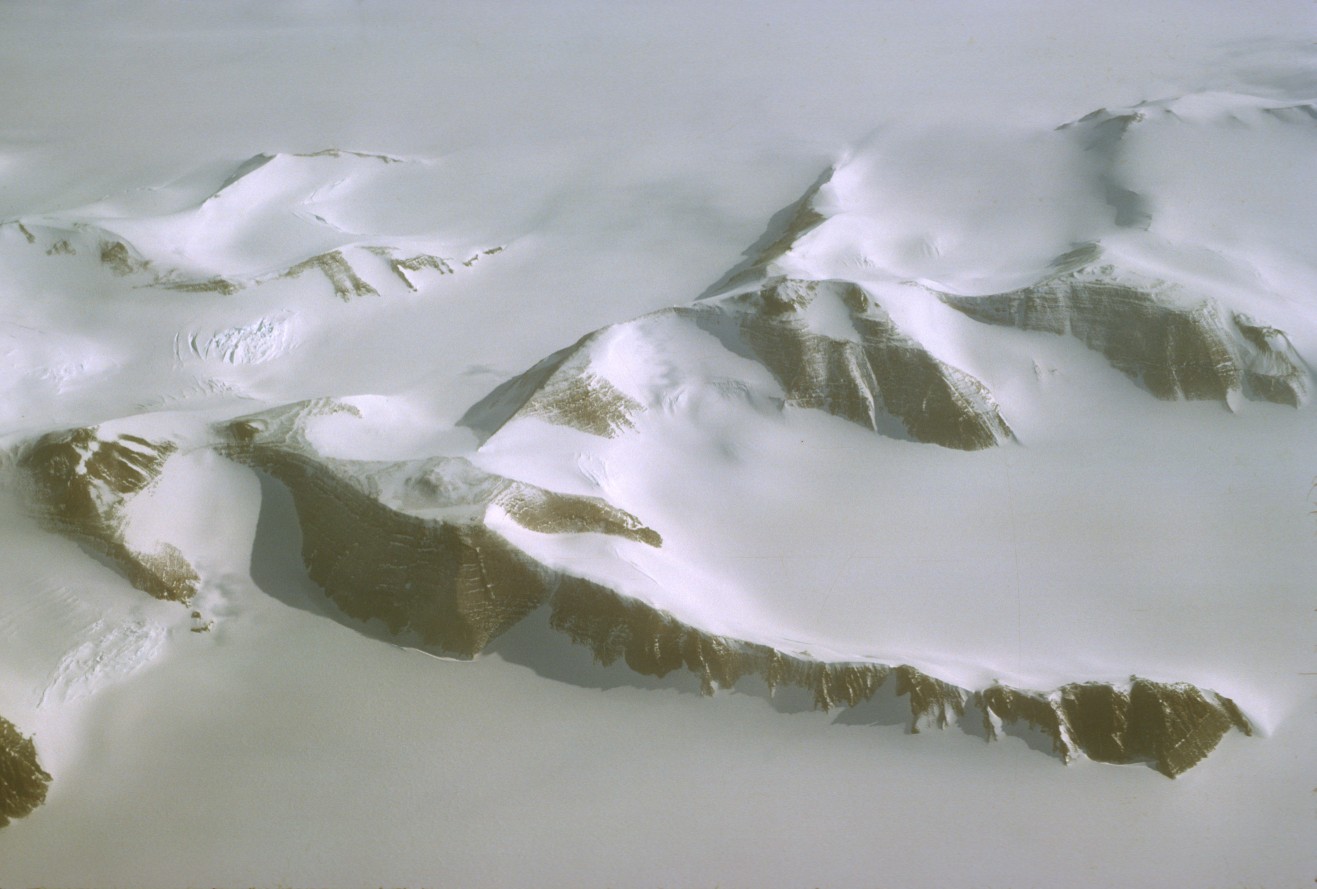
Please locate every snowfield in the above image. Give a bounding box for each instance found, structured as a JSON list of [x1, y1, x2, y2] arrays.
[[0, 3, 1313, 887]]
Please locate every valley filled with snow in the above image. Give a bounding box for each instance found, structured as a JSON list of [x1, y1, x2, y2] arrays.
[[0, 3, 1313, 887]]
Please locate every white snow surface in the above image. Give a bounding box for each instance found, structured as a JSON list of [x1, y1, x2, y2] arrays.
[[0, 3, 1314, 888]]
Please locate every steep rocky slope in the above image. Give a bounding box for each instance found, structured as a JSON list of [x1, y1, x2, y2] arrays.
[[18, 426, 199, 602], [938, 258, 1308, 406], [214, 399, 1254, 777], [0, 716, 50, 829]]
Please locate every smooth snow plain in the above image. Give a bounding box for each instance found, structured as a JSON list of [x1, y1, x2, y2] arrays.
[[0, 3, 1314, 887]]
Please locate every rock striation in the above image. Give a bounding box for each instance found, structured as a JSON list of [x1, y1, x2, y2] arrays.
[[463, 277, 1012, 450], [979, 678, 1252, 777], [551, 578, 1248, 774], [222, 404, 1250, 776], [283, 250, 379, 301], [939, 260, 1309, 406], [701, 278, 1013, 449], [224, 402, 661, 656]]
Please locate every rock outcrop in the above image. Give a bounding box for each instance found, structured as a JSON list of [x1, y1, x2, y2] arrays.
[[494, 483, 661, 547], [463, 276, 1012, 450], [704, 278, 1013, 449], [224, 403, 661, 656], [0, 716, 50, 829], [8, 137, 1283, 782], [162, 276, 242, 295], [551, 576, 900, 706], [979, 678, 1252, 777], [283, 250, 379, 301], [229, 445, 550, 656], [216, 414, 1252, 776], [98, 239, 151, 277], [551, 578, 1248, 774], [939, 263, 1308, 406], [18, 426, 199, 602], [365, 247, 454, 290], [459, 335, 643, 440]]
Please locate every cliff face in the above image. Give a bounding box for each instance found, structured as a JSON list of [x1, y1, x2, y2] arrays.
[[225, 404, 662, 657], [980, 680, 1251, 777], [0, 716, 50, 829], [550, 578, 1248, 775], [18, 426, 199, 602], [216, 406, 1254, 776], [230, 443, 550, 657], [711, 278, 1013, 450], [939, 267, 1308, 406]]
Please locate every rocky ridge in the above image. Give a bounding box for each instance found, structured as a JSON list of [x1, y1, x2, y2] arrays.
[[212, 400, 1252, 778], [938, 254, 1309, 407], [462, 276, 1013, 451]]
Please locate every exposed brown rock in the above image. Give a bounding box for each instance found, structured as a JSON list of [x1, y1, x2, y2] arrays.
[[387, 254, 452, 287], [494, 483, 661, 547], [894, 664, 966, 732], [550, 577, 905, 708], [750, 188, 826, 270], [1126, 679, 1242, 777], [284, 250, 378, 301], [231, 443, 551, 657], [699, 166, 832, 298], [549, 576, 771, 695], [459, 335, 642, 440], [1214, 691, 1254, 737], [1059, 682, 1132, 763], [782, 659, 892, 712], [981, 678, 1251, 776], [364, 246, 455, 290], [163, 277, 242, 295], [225, 402, 663, 655], [979, 684, 1070, 757], [0, 715, 51, 829], [548, 580, 1246, 774], [461, 274, 1011, 449], [940, 269, 1308, 406], [523, 372, 640, 438], [18, 427, 199, 602], [231, 401, 660, 547], [727, 278, 1013, 449], [225, 400, 1251, 776], [99, 239, 151, 276]]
